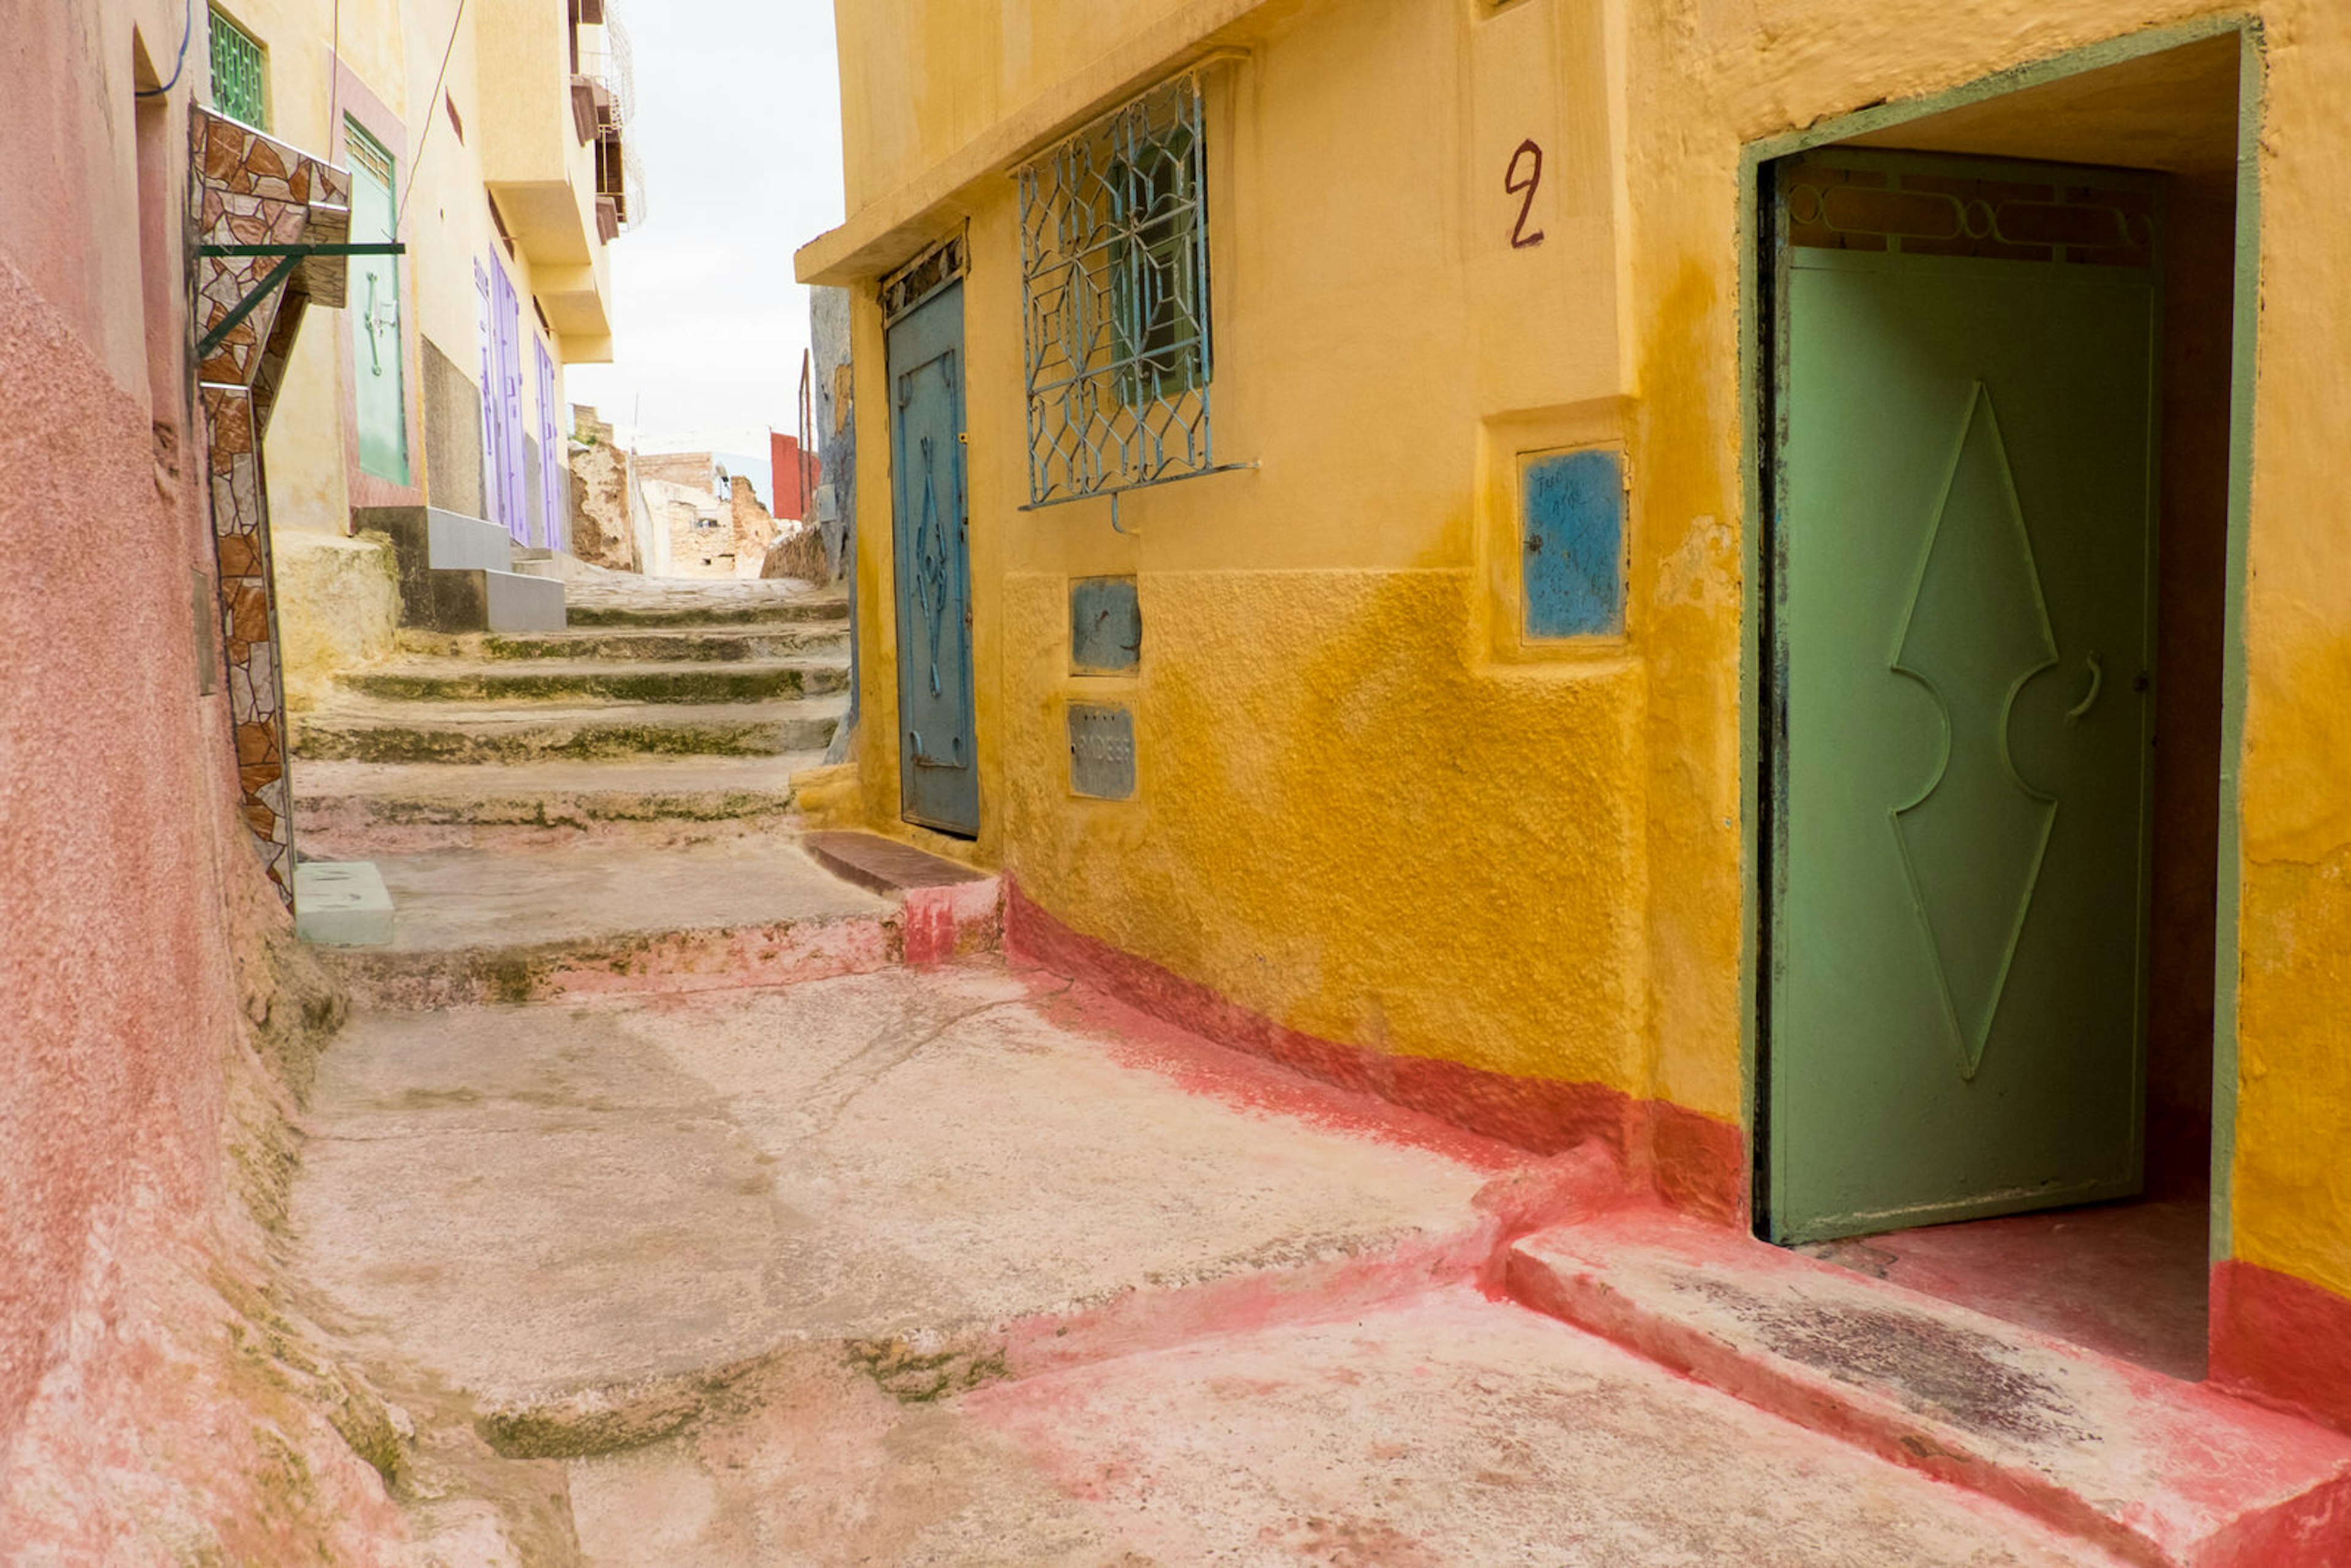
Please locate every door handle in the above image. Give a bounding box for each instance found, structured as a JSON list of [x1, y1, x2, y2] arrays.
[[2063, 653, 2103, 727]]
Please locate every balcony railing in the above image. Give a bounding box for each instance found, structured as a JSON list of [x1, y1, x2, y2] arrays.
[[574, 7, 645, 236]]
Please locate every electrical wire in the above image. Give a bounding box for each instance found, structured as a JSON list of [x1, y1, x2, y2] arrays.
[[135, 0, 194, 98], [326, 0, 342, 146], [396, 0, 467, 228]]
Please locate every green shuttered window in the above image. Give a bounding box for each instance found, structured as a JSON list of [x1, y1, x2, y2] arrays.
[[209, 8, 268, 130]]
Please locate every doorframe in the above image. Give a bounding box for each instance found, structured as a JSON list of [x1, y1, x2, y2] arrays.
[[1737, 15, 2267, 1261]]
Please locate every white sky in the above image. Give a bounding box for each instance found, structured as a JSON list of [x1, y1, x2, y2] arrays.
[[566, 0, 846, 453]]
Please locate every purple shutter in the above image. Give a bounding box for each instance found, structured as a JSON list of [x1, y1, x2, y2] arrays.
[[475, 261, 500, 527], [535, 339, 561, 550], [483, 257, 528, 544]]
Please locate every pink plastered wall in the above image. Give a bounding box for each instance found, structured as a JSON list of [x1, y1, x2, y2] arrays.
[[0, 0, 301, 1502]]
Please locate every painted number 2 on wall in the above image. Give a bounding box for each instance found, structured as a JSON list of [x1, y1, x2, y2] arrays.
[[1506, 139, 1545, 249]]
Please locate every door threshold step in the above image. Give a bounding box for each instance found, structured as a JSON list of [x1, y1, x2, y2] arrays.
[[803, 830, 1002, 966], [1505, 1208, 2351, 1566], [803, 830, 991, 895]]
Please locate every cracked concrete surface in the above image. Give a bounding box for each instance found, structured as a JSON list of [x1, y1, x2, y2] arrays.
[[565, 1288, 2118, 1566], [290, 966, 1494, 1410], [291, 961, 2131, 1562]]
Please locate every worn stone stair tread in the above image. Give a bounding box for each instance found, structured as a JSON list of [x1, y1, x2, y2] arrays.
[[478, 625, 849, 662], [351, 836, 890, 954], [339, 656, 849, 703], [294, 754, 820, 823], [1507, 1209, 2351, 1566], [561, 585, 850, 628], [293, 694, 846, 762]]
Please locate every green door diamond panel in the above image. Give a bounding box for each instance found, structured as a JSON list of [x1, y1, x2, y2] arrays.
[[1891, 384, 2059, 1081], [1770, 159, 2159, 1244]]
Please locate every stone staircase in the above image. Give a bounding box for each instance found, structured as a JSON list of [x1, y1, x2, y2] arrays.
[[356, 505, 567, 634], [288, 576, 1007, 1008], [293, 577, 850, 832]]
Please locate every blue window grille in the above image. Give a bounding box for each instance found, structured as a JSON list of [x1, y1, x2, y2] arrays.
[[1019, 75, 1234, 512]]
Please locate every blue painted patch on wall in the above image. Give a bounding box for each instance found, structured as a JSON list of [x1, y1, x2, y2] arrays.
[[1071, 576, 1142, 673], [1522, 447, 1627, 639]]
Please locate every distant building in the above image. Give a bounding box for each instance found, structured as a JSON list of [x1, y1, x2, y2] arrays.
[[770, 431, 820, 522]]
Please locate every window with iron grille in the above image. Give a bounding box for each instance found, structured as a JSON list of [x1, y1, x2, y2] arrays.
[[1020, 74, 1235, 511], [208, 7, 268, 130]]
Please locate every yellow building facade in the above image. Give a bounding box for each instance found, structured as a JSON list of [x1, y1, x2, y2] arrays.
[[802, 0, 2351, 1430]]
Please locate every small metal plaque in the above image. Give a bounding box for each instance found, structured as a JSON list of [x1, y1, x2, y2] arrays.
[[1068, 702, 1136, 799], [1070, 576, 1141, 673]]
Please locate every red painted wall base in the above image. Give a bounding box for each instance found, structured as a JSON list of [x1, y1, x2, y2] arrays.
[[1003, 880, 1746, 1225], [2213, 1258, 2351, 1436]]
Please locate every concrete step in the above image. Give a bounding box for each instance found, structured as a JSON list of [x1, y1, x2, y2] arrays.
[[289, 963, 1500, 1419], [563, 596, 847, 629], [558, 578, 847, 629], [293, 755, 819, 851], [1506, 1208, 2351, 1567], [363, 505, 516, 572], [476, 625, 849, 662], [309, 836, 1000, 1008], [557, 1286, 2129, 1568], [483, 567, 567, 632], [355, 506, 569, 632], [293, 693, 846, 764], [339, 657, 847, 705]]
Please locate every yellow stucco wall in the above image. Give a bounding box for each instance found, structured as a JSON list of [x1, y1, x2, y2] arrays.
[[835, 0, 1204, 212], [811, 0, 2351, 1302], [2226, 0, 2351, 1302]]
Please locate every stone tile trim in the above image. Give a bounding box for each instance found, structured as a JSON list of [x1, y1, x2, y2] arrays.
[[192, 107, 353, 906]]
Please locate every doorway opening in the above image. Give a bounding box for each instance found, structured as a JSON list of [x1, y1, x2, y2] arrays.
[[1754, 29, 2249, 1381]]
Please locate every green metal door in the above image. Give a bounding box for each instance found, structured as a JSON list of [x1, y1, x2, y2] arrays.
[[345, 122, 408, 484], [1768, 155, 2159, 1243]]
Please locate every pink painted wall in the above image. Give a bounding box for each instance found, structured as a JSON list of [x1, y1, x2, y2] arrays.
[[0, 4, 409, 1556], [0, 0, 238, 1452]]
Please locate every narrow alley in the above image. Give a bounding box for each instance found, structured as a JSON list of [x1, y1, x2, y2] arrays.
[[264, 568, 2163, 1561], [15, 0, 2351, 1564], [264, 568, 2178, 1562]]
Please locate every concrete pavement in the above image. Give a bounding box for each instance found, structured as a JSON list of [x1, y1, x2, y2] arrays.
[[290, 962, 2134, 1564]]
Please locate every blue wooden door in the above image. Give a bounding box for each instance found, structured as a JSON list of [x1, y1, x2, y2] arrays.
[[888, 283, 978, 836]]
